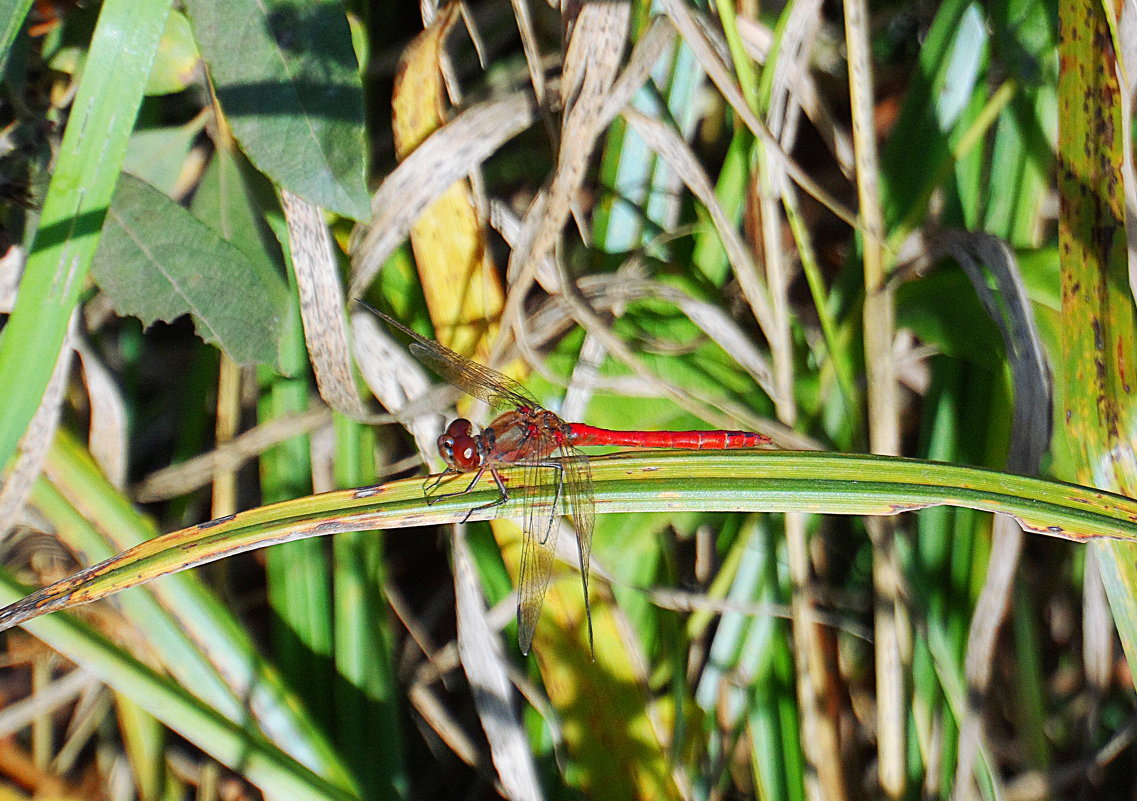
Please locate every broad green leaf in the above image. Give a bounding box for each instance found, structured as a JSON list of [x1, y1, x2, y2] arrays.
[[183, 0, 369, 220], [92, 173, 288, 366], [147, 9, 201, 95], [122, 118, 205, 196], [191, 145, 282, 272]]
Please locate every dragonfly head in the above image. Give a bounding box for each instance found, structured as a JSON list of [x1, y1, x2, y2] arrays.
[[438, 418, 481, 472]]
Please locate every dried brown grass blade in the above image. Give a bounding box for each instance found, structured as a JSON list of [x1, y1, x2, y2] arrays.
[[211, 356, 241, 518], [349, 91, 539, 296], [510, 0, 549, 112], [621, 108, 777, 348], [390, 2, 504, 358], [845, 0, 905, 788], [454, 527, 543, 801], [501, 0, 631, 333], [134, 406, 335, 503], [658, 0, 860, 235], [281, 190, 376, 422], [735, 16, 854, 177], [74, 339, 128, 490], [492, 200, 793, 443]]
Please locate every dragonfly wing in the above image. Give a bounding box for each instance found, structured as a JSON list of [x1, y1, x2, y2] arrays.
[[560, 449, 595, 652], [359, 302, 538, 410], [516, 454, 558, 655], [408, 340, 539, 412]]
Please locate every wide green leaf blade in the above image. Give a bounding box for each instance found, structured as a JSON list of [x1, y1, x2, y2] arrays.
[[183, 0, 369, 220]]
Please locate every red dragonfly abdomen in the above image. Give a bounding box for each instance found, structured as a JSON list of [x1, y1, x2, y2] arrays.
[[567, 424, 770, 449]]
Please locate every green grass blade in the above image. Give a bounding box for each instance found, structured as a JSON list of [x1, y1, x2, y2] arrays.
[[0, 572, 360, 801], [0, 0, 172, 472], [3, 450, 1136, 633], [0, 0, 33, 73], [331, 415, 406, 798], [43, 431, 357, 790]]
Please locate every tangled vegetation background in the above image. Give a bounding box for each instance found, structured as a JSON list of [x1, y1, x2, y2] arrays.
[[0, 0, 1135, 799]]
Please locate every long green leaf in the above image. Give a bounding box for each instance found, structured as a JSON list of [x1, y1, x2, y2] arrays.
[[41, 431, 358, 789], [2, 450, 1135, 633], [1055, 0, 1137, 672]]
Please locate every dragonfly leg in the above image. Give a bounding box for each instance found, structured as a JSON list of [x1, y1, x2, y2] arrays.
[[523, 460, 564, 545], [425, 465, 511, 524], [459, 468, 510, 523], [425, 466, 486, 507], [423, 468, 459, 496]]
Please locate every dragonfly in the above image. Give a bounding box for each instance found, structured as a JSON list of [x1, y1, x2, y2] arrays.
[[362, 303, 771, 654]]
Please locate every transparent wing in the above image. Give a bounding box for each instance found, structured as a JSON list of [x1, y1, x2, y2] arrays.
[[514, 438, 595, 655], [358, 300, 539, 411], [516, 442, 559, 655], [560, 447, 595, 652], [409, 340, 538, 412]]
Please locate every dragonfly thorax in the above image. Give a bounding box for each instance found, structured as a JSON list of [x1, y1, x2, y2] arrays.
[[438, 418, 483, 472]]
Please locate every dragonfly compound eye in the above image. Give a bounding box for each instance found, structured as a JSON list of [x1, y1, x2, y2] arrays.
[[446, 419, 473, 437], [437, 434, 454, 461], [449, 435, 481, 471]]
